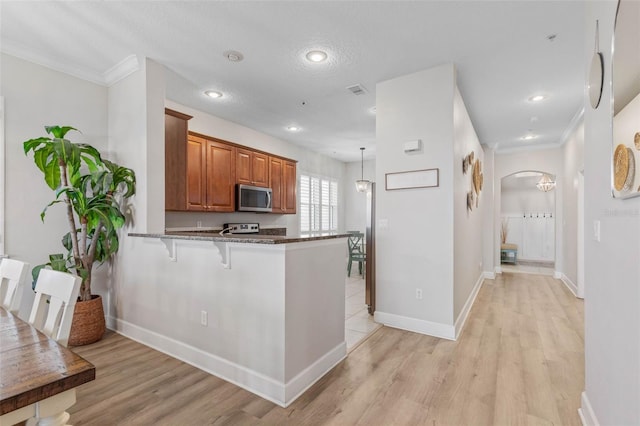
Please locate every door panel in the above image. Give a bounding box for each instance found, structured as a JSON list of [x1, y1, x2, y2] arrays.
[[206, 142, 235, 212], [252, 153, 269, 187], [186, 137, 206, 211]]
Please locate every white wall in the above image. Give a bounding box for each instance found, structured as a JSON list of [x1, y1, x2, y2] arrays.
[[108, 58, 165, 235], [343, 159, 375, 233], [0, 96, 5, 257], [562, 121, 584, 287], [482, 146, 495, 276], [452, 86, 484, 319], [501, 186, 555, 215], [164, 99, 347, 236], [0, 53, 108, 316], [494, 148, 564, 274], [581, 2, 640, 424], [375, 64, 455, 329]]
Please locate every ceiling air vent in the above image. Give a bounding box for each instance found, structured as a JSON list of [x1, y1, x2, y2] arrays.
[[346, 84, 368, 96]]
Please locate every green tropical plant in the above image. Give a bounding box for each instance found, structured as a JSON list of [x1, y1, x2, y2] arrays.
[[24, 126, 136, 301]]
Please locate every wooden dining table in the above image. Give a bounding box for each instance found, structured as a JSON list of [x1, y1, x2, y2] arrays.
[[0, 307, 95, 426]]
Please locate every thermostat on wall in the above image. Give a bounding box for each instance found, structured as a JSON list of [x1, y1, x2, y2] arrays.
[[403, 139, 422, 153]]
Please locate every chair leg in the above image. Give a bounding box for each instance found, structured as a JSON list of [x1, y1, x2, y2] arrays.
[[358, 261, 363, 276], [347, 259, 352, 277]]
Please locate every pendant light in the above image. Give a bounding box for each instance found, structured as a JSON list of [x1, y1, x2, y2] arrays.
[[355, 147, 371, 192], [536, 174, 556, 192]]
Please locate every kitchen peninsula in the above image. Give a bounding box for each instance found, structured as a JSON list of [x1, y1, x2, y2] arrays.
[[114, 231, 349, 407]]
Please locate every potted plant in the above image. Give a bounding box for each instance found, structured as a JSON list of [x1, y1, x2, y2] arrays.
[[24, 126, 135, 345]]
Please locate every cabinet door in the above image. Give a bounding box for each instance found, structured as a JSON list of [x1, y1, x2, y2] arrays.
[[252, 152, 269, 187], [186, 135, 206, 211], [165, 109, 191, 211], [282, 161, 297, 214], [206, 141, 236, 212], [269, 157, 284, 212], [237, 149, 269, 187], [236, 148, 252, 185]]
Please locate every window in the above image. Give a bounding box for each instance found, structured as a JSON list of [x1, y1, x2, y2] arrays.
[[300, 174, 338, 232]]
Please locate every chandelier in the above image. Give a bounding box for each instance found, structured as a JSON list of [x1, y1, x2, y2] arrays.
[[536, 174, 556, 192]]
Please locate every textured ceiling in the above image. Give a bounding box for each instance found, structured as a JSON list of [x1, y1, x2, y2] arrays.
[[0, 1, 586, 162]]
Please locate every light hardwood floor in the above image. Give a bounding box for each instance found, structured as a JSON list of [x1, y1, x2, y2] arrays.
[[69, 272, 583, 425]]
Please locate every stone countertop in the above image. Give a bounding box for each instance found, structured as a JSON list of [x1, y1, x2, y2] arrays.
[[128, 231, 350, 245]]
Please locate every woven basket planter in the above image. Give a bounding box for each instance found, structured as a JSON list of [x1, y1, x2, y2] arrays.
[[68, 295, 106, 346]]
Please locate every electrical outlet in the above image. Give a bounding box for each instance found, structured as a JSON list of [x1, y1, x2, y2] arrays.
[[196, 220, 203, 228], [200, 310, 208, 326], [416, 288, 423, 300]]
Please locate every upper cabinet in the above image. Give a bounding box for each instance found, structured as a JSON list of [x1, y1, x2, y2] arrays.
[[282, 160, 297, 214], [186, 134, 236, 212], [165, 108, 192, 211], [270, 157, 297, 214], [237, 148, 269, 187], [164, 110, 297, 214]]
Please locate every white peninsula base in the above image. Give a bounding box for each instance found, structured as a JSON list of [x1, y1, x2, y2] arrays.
[[109, 234, 348, 407]]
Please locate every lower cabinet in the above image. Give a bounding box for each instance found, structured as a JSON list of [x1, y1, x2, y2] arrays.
[[186, 134, 236, 212]]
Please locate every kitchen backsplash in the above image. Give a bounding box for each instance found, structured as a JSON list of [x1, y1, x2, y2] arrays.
[[165, 211, 297, 235]]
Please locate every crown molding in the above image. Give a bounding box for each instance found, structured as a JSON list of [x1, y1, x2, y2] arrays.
[[1, 39, 139, 87], [103, 54, 139, 87], [495, 141, 564, 155]]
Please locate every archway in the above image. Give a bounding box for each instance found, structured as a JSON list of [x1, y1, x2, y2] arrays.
[[499, 170, 557, 273]]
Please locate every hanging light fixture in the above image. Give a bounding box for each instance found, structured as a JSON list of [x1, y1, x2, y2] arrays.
[[536, 174, 556, 192], [355, 147, 371, 192]]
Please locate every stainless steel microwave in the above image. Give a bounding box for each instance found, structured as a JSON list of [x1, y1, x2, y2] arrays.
[[237, 184, 273, 212]]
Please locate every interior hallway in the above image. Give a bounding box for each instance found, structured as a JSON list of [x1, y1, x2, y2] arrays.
[[69, 272, 584, 425]]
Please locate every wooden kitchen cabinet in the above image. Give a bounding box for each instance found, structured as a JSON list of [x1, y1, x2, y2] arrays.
[[282, 160, 297, 214], [165, 110, 297, 213], [165, 108, 192, 211], [269, 157, 297, 214], [237, 148, 269, 187], [186, 133, 236, 212]]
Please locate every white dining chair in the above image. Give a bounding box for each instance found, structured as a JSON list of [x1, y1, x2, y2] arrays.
[[0, 258, 30, 316], [28, 269, 81, 347]]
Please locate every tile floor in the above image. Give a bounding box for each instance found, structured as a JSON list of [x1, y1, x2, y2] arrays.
[[345, 275, 381, 351]]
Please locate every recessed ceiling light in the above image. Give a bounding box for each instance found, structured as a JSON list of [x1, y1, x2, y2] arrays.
[[522, 134, 537, 140], [305, 50, 328, 63], [528, 94, 547, 102], [223, 50, 244, 62], [286, 125, 300, 132], [204, 90, 223, 99]]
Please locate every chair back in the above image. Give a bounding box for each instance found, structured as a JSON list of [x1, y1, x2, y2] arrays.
[[0, 258, 30, 315], [28, 269, 81, 347], [348, 233, 364, 254]]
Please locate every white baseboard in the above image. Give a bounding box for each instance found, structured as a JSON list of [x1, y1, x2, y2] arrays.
[[454, 274, 485, 339], [579, 391, 600, 426], [284, 341, 346, 403], [483, 271, 496, 279], [374, 311, 455, 341], [559, 273, 578, 298], [107, 316, 345, 407], [553, 270, 562, 279], [495, 266, 502, 274]]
